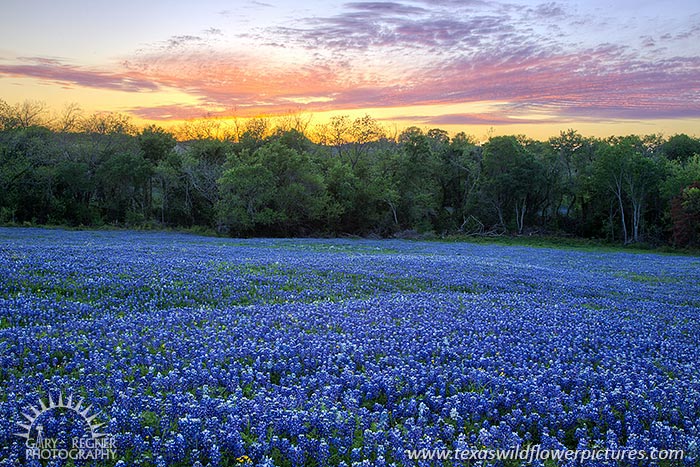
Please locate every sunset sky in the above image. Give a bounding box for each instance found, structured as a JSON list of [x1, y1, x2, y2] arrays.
[[1, 0, 699, 139]]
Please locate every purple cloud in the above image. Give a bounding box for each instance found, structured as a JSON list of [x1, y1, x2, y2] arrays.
[[531, 2, 567, 19], [387, 113, 554, 125], [166, 35, 203, 48], [0, 58, 158, 92], [129, 104, 217, 120], [272, 2, 531, 52], [344, 2, 428, 15], [5, 0, 698, 126], [118, 36, 700, 122]]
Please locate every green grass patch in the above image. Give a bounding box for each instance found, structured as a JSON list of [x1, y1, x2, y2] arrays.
[[437, 234, 700, 256], [613, 271, 681, 284]]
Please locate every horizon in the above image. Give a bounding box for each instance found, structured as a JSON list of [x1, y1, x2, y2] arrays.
[[1, 0, 699, 140]]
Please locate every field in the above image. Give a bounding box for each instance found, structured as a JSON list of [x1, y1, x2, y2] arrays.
[[1, 227, 699, 466]]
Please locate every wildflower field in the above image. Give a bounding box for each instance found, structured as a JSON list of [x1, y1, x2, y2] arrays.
[[1, 227, 699, 466]]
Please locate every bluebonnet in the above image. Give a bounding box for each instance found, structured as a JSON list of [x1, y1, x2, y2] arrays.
[[0, 227, 698, 466]]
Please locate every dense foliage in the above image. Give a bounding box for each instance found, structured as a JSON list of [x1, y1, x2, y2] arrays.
[[1, 228, 699, 466], [2, 100, 700, 246]]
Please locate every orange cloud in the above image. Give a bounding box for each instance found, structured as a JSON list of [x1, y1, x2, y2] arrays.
[[2, 0, 699, 126]]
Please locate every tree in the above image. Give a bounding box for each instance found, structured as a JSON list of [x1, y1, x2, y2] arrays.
[[275, 111, 313, 136], [237, 118, 270, 153], [176, 118, 229, 141], [153, 153, 182, 224], [481, 136, 542, 234], [137, 125, 176, 220], [427, 129, 470, 232], [549, 130, 583, 218], [670, 182, 700, 247], [314, 114, 384, 168], [624, 149, 664, 243], [662, 155, 700, 201], [314, 115, 351, 158], [217, 141, 327, 235], [139, 125, 176, 164], [53, 103, 83, 133], [594, 138, 631, 243], [394, 127, 442, 231], [0, 100, 50, 129], [96, 152, 151, 223], [266, 128, 314, 154], [79, 112, 138, 173], [0, 126, 59, 222], [367, 149, 402, 233], [180, 140, 230, 226], [53, 160, 94, 224], [525, 138, 559, 228], [80, 112, 135, 136], [1, 104, 697, 243], [440, 132, 481, 230], [217, 164, 278, 234], [317, 158, 357, 232], [347, 114, 384, 168], [661, 134, 700, 163], [594, 136, 665, 243], [152, 150, 206, 226], [257, 141, 328, 234], [0, 99, 10, 130]]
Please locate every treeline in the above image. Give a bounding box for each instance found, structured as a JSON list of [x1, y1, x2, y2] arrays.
[[1, 100, 700, 246]]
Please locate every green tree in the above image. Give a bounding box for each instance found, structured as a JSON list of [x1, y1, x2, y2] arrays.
[[523, 138, 558, 229], [0, 126, 59, 223], [217, 164, 278, 234], [139, 125, 176, 164], [347, 114, 385, 168], [314, 114, 384, 168], [236, 118, 271, 154], [662, 155, 700, 200], [96, 152, 151, 223], [594, 136, 665, 243], [670, 182, 700, 247], [53, 161, 94, 224], [138, 125, 176, 221], [661, 134, 700, 163], [549, 129, 584, 219], [438, 132, 481, 231], [394, 127, 442, 232], [0, 99, 49, 130], [153, 151, 191, 225], [217, 141, 327, 235], [319, 158, 359, 232], [625, 149, 665, 243], [180, 139, 232, 225], [481, 136, 542, 234], [594, 138, 631, 243]]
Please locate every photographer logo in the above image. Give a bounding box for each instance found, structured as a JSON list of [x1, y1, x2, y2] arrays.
[[15, 392, 116, 461]]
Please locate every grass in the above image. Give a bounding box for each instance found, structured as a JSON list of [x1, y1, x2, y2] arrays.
[[613, 271, 682, 284], [436, 233, 700, 256], [0, 220, 219, 237], [3, 221, 698, 256]]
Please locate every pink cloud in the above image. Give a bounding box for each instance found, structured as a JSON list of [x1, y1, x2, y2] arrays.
[[2, 1, 698, 124], [120, 42, 700, 121], [129, 104, 216, 120], [388, 113, 553, 125], [0, 58, 158, 92], [4, 43, 699, 123]]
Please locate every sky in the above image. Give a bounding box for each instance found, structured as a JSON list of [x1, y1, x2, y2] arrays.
[[1, 0, 699, 139]]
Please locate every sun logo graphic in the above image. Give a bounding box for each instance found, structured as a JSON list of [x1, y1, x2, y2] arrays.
[[14, 391, 117, 462]]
